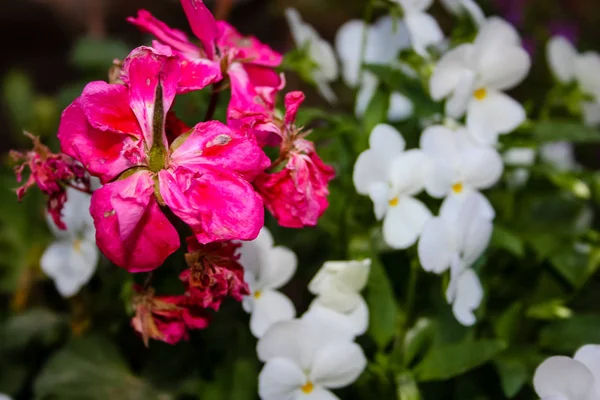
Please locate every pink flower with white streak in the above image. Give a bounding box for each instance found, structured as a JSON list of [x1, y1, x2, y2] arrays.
[[254, 92, 336, 228], [58, 46, 269, 272]]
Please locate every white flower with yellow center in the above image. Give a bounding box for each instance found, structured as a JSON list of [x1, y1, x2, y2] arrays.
[[420, 124, 503, 218], [418, 193, 491, 325], [239, 227, 297, 338], [285, 8, 339, 104], [40, 188, 98, 298], [336, 17, 414, 122], [353, 124, 432, 249], [257, 319, 366, 400], [547, 36, 600, 127], [430, 17, 531, 145], [391, 0, 445, 56], [534, 344, 600, 400], [303, 259, 371, 336]]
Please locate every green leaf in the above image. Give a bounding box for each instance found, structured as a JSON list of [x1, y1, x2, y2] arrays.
[[491, 225, 525, 258], [532, 121, 600, 143], [229, 359, 258, 400], [395, 372, 421, 400], [539, 315, 600, 352], [493, 302, 524, 343], [402, 318, 435, 368], [413, 340, 507, 381], [34, 336, 165, 400], [367, 257, 398, 349], [70, 36, 130, 71], [494, 354, 529, 398], [1, 309, 66, 351], [363, 86, 390, 133], [550, 245, 599, 288], [526, 299, 572, 320], [3, 70, 34, 137]]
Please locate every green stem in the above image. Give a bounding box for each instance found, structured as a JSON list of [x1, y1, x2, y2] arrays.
[[204, 82, 222, 121], [395, 259, 420, 367]]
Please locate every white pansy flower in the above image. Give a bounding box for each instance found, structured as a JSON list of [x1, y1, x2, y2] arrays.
[[239, 227, 297, 338], [285, 8, 339, 104], [430, 17, 531, 145], [353, 124, 432, 249], [534, 344, 600, 400], [503, 147, 536, 188], [440, 0, 486, 28], [40, 188, 98, 298], [547, 36, 600, 127], [336, 17, 414, 121], [303, 259, 371, 336], [257, 319, 366, 400], [392, 0, 444, 56], [418, 193, 491, 325], [540, 141, 578, 172], [420, 124, 503, 215]]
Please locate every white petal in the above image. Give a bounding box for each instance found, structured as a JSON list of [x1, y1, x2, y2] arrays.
[[462, 147, 504, 190], [335, 20, 366, 87], [311, 39, 339, 82], [441, 190, 495, 220], [315, 79, 337, 104], [369, 182, 390, 221], [574, 345, 600, 394], [309, 259, 371, 296], [547, 36, 578, 83], [474, 17, 521, 50], [259, 358, 305, 400], [575, 52, 600, 94], [354, 72, 378, 118], [258, 246, 297, 290], [540, 142, 577, 172], [250, 290, 296, 338], [449, 268, 483, 326], [467, 91, 526, 144], [476, 46, 530, 91], [429, 45, 473, 100], [40, 241, 73, 277], [460, 0, 486, 27], [533, 356, 596, 400], [445, 70, 477, 118], [46, 188, 93, 238], [304, 298, 369, 336], [405, 12, 444, 56], [503, 147, 536, 166], [388, 150, 431, 196], [297, 387, 340, 400], [310, 341, 367, 388], [239, 227, 274, 278], [387, 92, 414, 121], [383, 196, 432, 249], [373, 16, 411, 56], [418, 217, 454, 273], [581, 101, 600, 127], [457, 203, 493, 265], [397, 0, 434, 13]]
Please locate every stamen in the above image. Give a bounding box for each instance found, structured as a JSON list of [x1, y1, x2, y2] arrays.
[[452, 182, 464, 194], [473, 88, 487, 100], [253, 291, 262, 299], [301, 381, 314, 394], [389, 197, 399, 207]]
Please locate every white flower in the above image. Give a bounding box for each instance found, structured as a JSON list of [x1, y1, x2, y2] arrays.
[[547, 36, 600, 127], [503, 147, 536, 187], [0, 394, 12, 400], [353, 124, 432, 249], [392, 0, 444, 56], [439, 0, 486, 28], [430, 17, 531, 145], [40, 188, 98, 298], [540, 141, 578, 172], [257, 319, 367, 400], [534, 344, 600, 400], [303, 259, 371, 336], [418, 193, 491, 325], [335, 17, 414, 121], [285, 8, 339, 104], [420, 124, 503, 214], [239, 227, 297, 338]]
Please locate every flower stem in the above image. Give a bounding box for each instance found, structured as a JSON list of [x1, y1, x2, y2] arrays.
[[204, 82, 222, 122], [395, 259, 420, 367]]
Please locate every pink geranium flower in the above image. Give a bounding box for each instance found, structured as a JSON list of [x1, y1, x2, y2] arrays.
[[254, 92, 336, 228], [58, 46, 269, 272]]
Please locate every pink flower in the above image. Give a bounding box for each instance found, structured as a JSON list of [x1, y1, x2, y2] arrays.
[[131, 285, 210, 346], [182, 237, 249, 310], [254, 92, 335, 228], [10, 133, 90, 229], [59, 46, 269, 272]]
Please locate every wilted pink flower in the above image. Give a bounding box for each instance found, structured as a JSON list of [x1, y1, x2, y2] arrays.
[[10, 133, 90, 229], [182, 237, 249, 310], [131, 285, 210, 346], [59, 46, 269, 272], [254, 92, 335, 228]]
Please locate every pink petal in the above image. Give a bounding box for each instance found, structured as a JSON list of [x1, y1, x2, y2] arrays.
[[169, 120, 270, 180], [216, 21, 282, 67], [228, 64, 283, 118], [180, 0, 218, 60], [122, 46, 180, 150], [78, 81, 142, 137], [58, 100, 144, 183], [159, 166, 264, 243], [90, 170, 180, 272], [127, 10, 200, 57], [284, 91, 305, 126], [178, 58, 222, 93]]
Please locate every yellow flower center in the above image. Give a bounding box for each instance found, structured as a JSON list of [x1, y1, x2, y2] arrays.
[[452, 182, 464, 194], [73, 239, 82, 253], [253, 291, 262, 299], [473, 88, 487, 100], [388, 197, 399, 207], [301, 381, 314, 394]]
